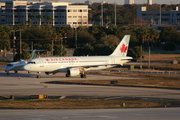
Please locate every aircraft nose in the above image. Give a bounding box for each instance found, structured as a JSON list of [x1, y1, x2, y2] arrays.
[[23, 64, 31, 71]]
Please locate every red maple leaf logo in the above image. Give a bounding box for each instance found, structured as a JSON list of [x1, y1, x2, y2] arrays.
[[120, 44, 128, 53]]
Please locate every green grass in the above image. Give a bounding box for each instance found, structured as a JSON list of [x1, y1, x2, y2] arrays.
[[0, 99, 167, 109]]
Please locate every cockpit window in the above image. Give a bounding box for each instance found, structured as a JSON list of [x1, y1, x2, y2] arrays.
[[7, 64, 13, 66], [28, 62, 36, 64]]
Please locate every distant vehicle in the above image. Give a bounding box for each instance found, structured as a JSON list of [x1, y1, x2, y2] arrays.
[[24, 35, 132, 79], [4, 50, 45, 75]]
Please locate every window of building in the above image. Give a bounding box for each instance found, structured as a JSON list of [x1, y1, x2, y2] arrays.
[[83, 10, 87, 12], [32, 10, 38, 12], [68, 16, 72, 18], [73, 16, 77, 18], [60, 10, 66, 12], [78, 16, 82, 18], [47, 10, 52, 12], [78, 10, 82, 12], [73, 10, 77, 12], [83, 16, 87, 18]]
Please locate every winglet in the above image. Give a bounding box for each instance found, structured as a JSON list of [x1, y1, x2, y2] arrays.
[[110, 35, 131, 57]]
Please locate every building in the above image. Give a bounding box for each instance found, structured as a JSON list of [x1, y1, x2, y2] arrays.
[[124, 0, 134, 5], [148, 0, 152, 5], [0, 3, 5, 24], [2, 1, 91, 27], [137, 6, 180, 25], [84, 0, 93, 5]]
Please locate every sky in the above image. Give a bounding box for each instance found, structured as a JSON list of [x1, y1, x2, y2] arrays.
[[64, 0, 180, 5]]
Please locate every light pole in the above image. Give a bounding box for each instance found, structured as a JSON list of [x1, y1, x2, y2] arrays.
[[114, 2, 116, 26], [13, 31, 16, 61], [61, 37, 67, 56], [75, 27, 77, 49], [101, 2, 103, 26], [19, 31, 22, 60]]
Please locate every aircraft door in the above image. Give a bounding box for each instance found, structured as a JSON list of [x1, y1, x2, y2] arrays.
[[40, 60, 44, 67], [69, 60, 74, 65], [111, 57, 115, 64]]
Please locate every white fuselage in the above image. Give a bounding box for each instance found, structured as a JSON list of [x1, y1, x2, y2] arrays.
[[4, 60, 27, 72], [24, 56, 132, 72]]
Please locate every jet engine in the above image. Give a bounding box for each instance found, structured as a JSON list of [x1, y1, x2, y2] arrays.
[[45, 72, 55, 75], [66, 68, 80, 77]]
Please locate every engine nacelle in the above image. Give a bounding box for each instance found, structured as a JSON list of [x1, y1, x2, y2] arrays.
[[45, 72, 54, 75], [66, 68, 80, 77]]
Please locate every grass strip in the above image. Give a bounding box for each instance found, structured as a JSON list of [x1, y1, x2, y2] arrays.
[[0, 99, 168, 109]]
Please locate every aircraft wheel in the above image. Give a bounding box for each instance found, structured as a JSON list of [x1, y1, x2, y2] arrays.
[[28, 71, 31, 74], [14, 70, 18, 73], [66, 73, 70, 77], [80, 74, 86, 78], [37, 75, 41, 79]]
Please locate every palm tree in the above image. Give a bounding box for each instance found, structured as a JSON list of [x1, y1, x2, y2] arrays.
[[28, 13, 34, 27], [0, 31, 10, 57], [46, 16, 54, 27], [36, 15, 43, 26]]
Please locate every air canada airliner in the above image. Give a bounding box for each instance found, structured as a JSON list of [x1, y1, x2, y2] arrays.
[[24, 35, 132, 78]]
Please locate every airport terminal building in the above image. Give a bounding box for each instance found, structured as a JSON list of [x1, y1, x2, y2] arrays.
[[137, 6, 180, 25], [0, 1, 91, 27]]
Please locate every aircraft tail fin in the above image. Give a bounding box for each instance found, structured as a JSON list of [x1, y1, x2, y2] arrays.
[[110, 35, 131, 57], [24, 49, 46, 60], [29, 49, 36, 60]]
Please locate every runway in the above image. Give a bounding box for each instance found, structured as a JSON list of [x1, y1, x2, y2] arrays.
[[1, 108, 180, 120]]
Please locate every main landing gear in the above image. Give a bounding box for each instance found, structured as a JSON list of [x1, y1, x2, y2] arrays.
[[37, 72, 41, 79], [6, 71, 9, 75], [80, 73, 86, 78]]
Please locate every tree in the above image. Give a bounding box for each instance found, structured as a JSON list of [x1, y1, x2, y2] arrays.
[[14, 42, 30, 60], [160, 25, 180, 45], [53, 45, 67, 56], [0, 25, 11, 57], [73, 43, 94, 56], [128, 46, 143, 61], [36, 15, 43, 26], [94, 44, 114, 55], [46, 16, 54, 26], [100, 35, 119, 46], [21, 51, 31, 60], [147, 27, 159, 48], [28, 13, 34, 27], [77, 29, 96, 45], [34, 43, 42, 50]]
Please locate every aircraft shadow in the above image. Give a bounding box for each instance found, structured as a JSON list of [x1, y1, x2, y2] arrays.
[[0, 71, 36, 78]]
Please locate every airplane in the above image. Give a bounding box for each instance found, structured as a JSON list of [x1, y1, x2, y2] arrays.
[[4, 49, 45, 75], [23, 35, 132, 79]]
